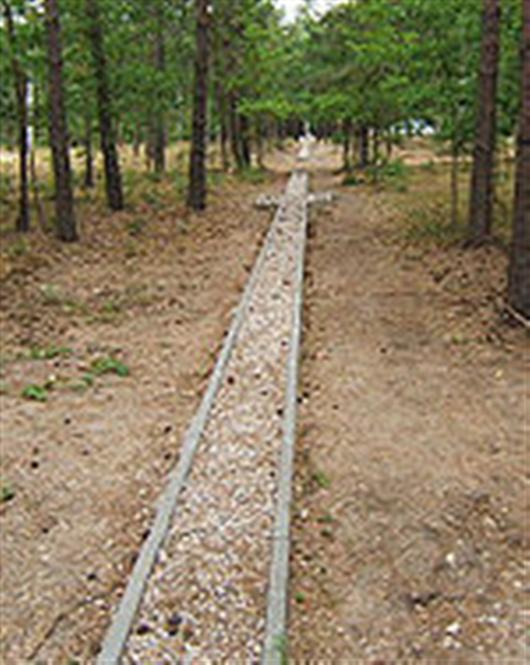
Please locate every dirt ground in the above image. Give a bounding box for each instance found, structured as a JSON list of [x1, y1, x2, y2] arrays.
[[289, 149, 529, 662], [0, 172, 284, 663]]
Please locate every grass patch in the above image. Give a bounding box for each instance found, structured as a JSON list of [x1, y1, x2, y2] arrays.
[[312, 470, 331, 490], [21, 384, 49, 402], [91, 356, 130, 377], [29, 346, 72, 361], [237, 167, 268, 185], [0, 482, 15, 504]]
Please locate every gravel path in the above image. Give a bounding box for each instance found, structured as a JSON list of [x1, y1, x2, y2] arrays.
[[101, 169, 309, 663]]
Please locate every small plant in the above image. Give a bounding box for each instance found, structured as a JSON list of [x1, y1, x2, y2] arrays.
[[91, 356, 130, 377], [312, 470, 331, 489], [7, 238, 27, 258], [294, 591, 306, 604], [21, 384, 49, 402], [30, 346, 72, 361], [317, 513, 334, 524], [0, 482, 15, 504], [126, 218, 145, 236], [82, 372, 95, 387]]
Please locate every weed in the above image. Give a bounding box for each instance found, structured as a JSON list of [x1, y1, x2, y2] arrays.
[[21, 384, 48, 402], [237, 168, 267, 185], [295, 591, 306, 604], [30, 346, 72, 361], [126, 218, 145, 236], [317, 513, 334, 524], [0, 482, 15, 504], [7, 238, 27, 258], [91, 356, 130, 377], [40, 284, 63, 306], [273, 634, 289, 665], [312, 470, 331, 489], [82, 372, 95, 387]]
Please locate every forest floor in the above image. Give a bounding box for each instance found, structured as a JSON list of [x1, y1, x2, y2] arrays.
[[0, 165, 285, 662], [288, 145, 529, 663], [0, 141, 528, 663]]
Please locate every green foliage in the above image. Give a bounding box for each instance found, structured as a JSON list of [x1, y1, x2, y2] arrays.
[[91, 356, 130, 377], [30, 346, 72, 360], [312, 470, 331, 489], [0, 482, 15, 504], [21, 384, 49, 402]]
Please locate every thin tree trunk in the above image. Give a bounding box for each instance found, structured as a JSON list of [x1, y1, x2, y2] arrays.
[[153, 6, 166, 174], [239, 113, 251, 168], [359, 125, 369, 168], [228, 94, 244, 169], [86, 0, 124, 211], [28, 81, 48, 232], [44, 0, 77, 242], [216, 84, 230, 171], [468, 0, 501, 243], [451, 141, 460, 227], [2, 0, 30, 232], [342, 119, 352, 172], [83, 116, 94, 188], [508, 0, 530, 318], [187, 0, 210, 210], [255, 116, 264, 170]]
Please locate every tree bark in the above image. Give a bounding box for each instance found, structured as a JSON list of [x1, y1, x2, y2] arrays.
[[508, 0, 530, 318], [86, 0, 124, 211], [83, 115, 94, 188], [153, 5, 166, 174], [216, 84, 230, 171], [187, 0, 210, 210], [359, 125, 369, 168], [228, 94, 244, 169], [450, 140, 460, 227], [468, 0, 501, 243], [2, 0, 30, 232], [342, 118, 352, 172], [44, 0, 77, 242]]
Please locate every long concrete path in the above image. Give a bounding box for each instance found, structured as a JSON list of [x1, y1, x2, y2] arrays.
[[97, 150, 310, 664]]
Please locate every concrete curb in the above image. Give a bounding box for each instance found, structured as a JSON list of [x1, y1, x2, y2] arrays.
[[97, 197, 287, 665], [262, 169, 309, 665]]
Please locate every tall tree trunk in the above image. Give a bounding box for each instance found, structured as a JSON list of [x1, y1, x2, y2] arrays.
[[359, 125, 369, 168], [239, 113, 251, 168], [508, 0, 530, 318], [83, 115, 94, 188], [153, 6, 166, 174], [450, 140, 460, 227], [86, 0, 124, 211], [187, 0, 210, 210], [2, 0, 30, 232], [216, 84, 230, 171], [228, 94, 244, 169], [468, 0, 501, 243], [44, 0, 77, 242], [342, 118, 352, 172]]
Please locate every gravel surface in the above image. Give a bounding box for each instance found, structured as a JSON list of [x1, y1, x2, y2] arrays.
[[123, 171, 308, 663]]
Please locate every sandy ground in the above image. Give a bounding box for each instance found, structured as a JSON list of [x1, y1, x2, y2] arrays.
[[0, 174, 283, 663], [289, 151, 529, 662]]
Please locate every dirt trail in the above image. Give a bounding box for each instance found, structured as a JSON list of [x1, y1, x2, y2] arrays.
[[0, 177, 282, 663], [289, 155, 529, 662]]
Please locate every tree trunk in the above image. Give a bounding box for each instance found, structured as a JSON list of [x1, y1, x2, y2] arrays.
[[2, 0, 30, 232], [359, 125, 369, 168], [239, 113, 251, 168], [468, 0, 501, 243], [86, 0, 124, 211], [507, 0, 530, 318], [216, 84, 230, 171], [153, 7, 166, 174], [44, 0, 77, 242], [83, 116, 94, 188], [187, 0, 210, 210], [228, 94, 244, 169], [342, 118, 352, 172], [450, 141, 460, 227]]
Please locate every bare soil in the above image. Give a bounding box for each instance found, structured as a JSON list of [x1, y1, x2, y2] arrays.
[[0, 173, 283, 663], [289, 150, 529, 662]]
